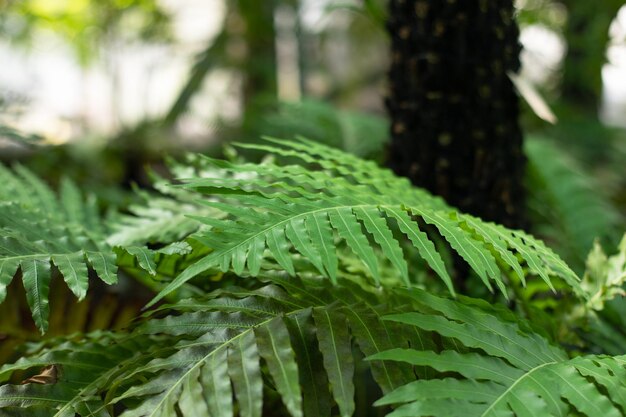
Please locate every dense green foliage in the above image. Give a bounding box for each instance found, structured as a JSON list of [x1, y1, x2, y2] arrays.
[[0, 138, 624, 416], [149, 137, 581, 306], [1, 0, 625, 415], [373, 289, 626, 417], [525, 138, 622, 270], [0, 164, 173, 333]]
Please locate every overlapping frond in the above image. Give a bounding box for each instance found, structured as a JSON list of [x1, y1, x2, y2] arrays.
[[0, 165, 157, 333], [526, 138, 622, 268], [106, 157, 221, 247], [0, 277, 421, 417], [111, 277, 421, 417], [107, 196, 204, 247], [0, 331, 158, 417], [370, 288, 626, 417], [149, 137, 581, 307]]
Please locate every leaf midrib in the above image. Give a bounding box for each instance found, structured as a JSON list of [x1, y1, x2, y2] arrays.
[[141, 305, 313, 417], [151, 202, 422, 307], [187, 202, 439, 279], [480, 361, 556, 417]]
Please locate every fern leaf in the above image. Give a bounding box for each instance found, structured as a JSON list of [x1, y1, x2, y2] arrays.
[[370, 288, 626, 417], [550, 364, 621, 417], [525, 138, 622, 269], [156, 241, 193, 256], [0, 258, 19, 304], [462, 217, 525, 283], [202, 347, 233, 417], [306, 212, 339, 282], [374, 350, 523, 385], [329, 207, 381, 284], [106, 195, 214, 247], [573, 356, 626, 409], [52, 253, 89, 300], [11, 165, 58, 214], [313, 308, 355, 417], [414, 209, 502, 294], [354, 206, 409, 284], [285, 217, 326, 276], [148, 138, 580, 307], [178, 367, 211, 417], [0, 384, 75, 411], [228, 331, 263, 417], [343, 305, 415, 393], [59, 177, 89, 228], [383, 207, 452, 293], [21, 259, 52, 334], [285, 310, 332, 417], [580, 235, 626, 310], [255, 317, 303, 417], [0, 203, 106, 333], [266, 228, 297, 276], [0, 278, 423, 417], [124, 246, 157, 276], [85, 251, 118, 285], [0, 165, 181, 332], [0, 333, 152, 416]]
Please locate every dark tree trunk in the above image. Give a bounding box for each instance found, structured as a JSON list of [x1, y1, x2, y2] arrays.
[[386, 0, 526, 229]]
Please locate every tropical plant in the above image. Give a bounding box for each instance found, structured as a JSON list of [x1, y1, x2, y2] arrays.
[[371, 288, 626, 417], [525, 137, 622, 270], [0, 138, 623, 417]]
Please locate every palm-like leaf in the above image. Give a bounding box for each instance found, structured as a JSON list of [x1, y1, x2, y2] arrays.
[[149, 137, 581, 307], [370, 288, 626, 417]]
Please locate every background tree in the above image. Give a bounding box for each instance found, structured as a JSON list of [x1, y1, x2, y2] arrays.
[[386, 0, 526, 230], [560, 0, 625, 109]]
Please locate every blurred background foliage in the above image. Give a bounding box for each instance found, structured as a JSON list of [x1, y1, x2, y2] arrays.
[[0, 0, 624, 311]]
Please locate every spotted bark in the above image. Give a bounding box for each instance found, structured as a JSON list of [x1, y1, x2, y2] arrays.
[[386, 0, 526, 229]]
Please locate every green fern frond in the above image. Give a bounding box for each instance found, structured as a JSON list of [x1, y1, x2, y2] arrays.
[[525, 137, 622, 269], [106, 196, 205, 247], [578, 235, 626, 354], [0, 168, 116, 333], [580, 234, 626, 311], [106, 158, 222, 247], [0, 165, 160, 333], [149, 137, 581, 307], [0, 331, 157, 416], [0, 277, 420, 417], [3, 277, 621, 417], [370, 288, 626, 417]]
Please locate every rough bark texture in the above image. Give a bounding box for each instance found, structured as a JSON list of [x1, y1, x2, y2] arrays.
[[386, 0, 526, 229]]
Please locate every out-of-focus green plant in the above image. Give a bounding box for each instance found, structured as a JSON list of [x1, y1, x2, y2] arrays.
[[263, 99, 387, 159], [580, 235, 626, 312], [525, 137, 623, 270], [0, 0, 171, 65], [559, 0, 624, 106], [1, 138, 626, 417]]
